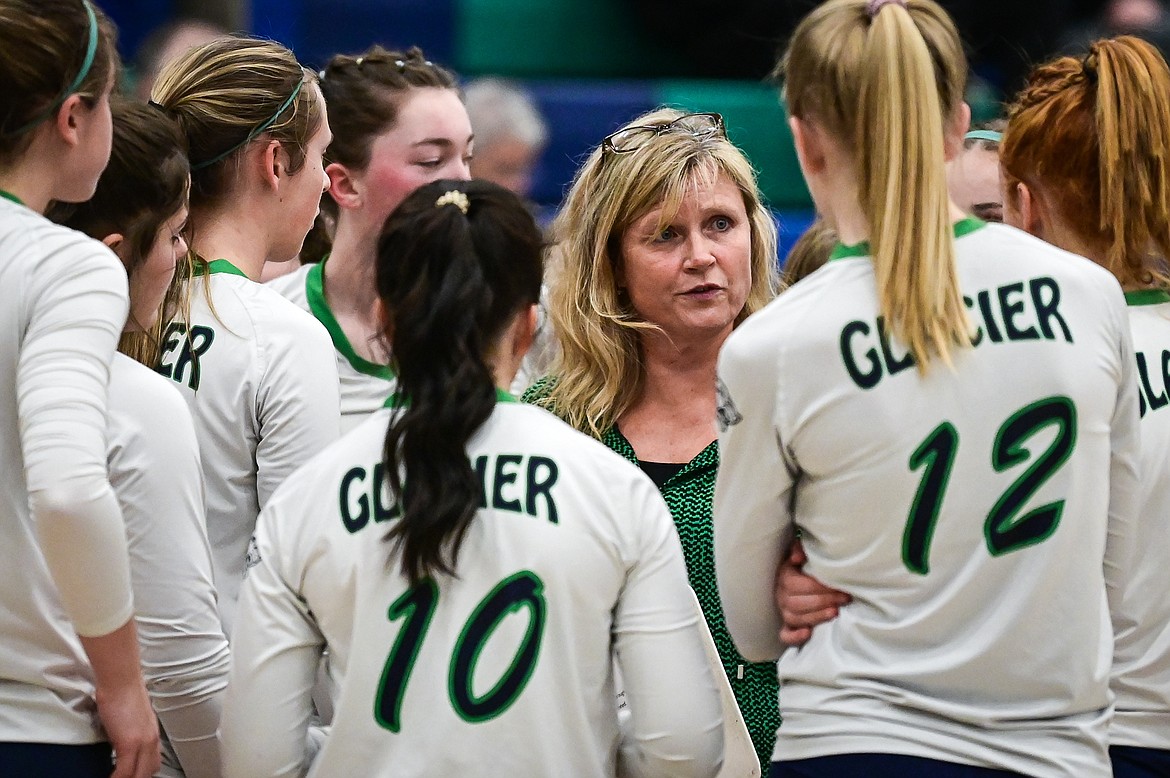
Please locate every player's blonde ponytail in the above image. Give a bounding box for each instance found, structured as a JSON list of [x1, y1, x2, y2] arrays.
[[780, 0, 970, 369]]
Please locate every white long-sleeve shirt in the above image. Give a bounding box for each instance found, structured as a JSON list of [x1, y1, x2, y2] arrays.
[[159, 260, 340, 635], [714, 221, 1140, 777], [0, 195, 134, 743], [108, 353, 230, 777], [1111, 290, 1170, 751], [221, 400, 724, 778]]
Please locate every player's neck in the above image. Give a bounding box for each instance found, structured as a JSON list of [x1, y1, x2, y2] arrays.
[[323, 225, 379, 320], [189, 207, 270, 281], [0, 159, 58, 215]]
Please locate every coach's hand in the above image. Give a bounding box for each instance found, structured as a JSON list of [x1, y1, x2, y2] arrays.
[[775, 540, 850, 647]]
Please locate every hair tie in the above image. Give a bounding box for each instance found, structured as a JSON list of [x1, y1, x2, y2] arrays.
[[435, 190, 469, 214], [395, 59, 406, 72], [190, 78, 305, 171], [867, 0, 907, 17], [1082, 53, 1098, 83], [965, 130, 1002, 143]]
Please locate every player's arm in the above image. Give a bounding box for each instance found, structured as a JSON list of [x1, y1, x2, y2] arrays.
[[614, 479, 724, 778], [712, 327, 794, 662], [20, 247, 158, 778], [775, 539, 850, 647], [220, 502, 321, 778], [115, 393, 229, 778], [255, 313, 341, 508], [1102, 287, 1142, 636]]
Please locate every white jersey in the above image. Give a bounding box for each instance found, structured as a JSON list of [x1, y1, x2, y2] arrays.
[[221, 399, 724, 778], [267, 261, 396, 432], [159, 260, 341, 634], [1111, 290, 1170, 750], [714, 220, 1140, 777], [0, 196, 133, 744], [107, 354, 230, 777]]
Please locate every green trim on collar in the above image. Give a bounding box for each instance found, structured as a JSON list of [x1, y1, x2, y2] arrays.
[[829, 217, 987, 262], [305, 260, 395, 380], [1124, 288, 1170, 307], [194, 259, 249, 279], [0, 190, 24, 206], [383, 387, 516, 409]]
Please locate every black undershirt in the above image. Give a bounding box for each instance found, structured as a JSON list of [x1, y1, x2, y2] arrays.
[[637, 460, 686, 490]]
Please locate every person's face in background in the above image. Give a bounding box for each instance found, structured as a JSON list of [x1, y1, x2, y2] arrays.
[[470, 135, 541, 199], [947, 143, 1003, 222]]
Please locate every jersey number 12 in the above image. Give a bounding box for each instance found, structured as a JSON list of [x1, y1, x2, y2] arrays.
[[903, 395, 1077, 575], [375, 570, 546, 731]]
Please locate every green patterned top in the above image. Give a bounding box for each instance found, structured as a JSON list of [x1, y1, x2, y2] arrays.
[[522, 380, 780, 769]]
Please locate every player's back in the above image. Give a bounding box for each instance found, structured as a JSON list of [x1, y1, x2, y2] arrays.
[[228, 399, 723, 778], [724, 220, 1136, 776], [157, 263, 340, 633]]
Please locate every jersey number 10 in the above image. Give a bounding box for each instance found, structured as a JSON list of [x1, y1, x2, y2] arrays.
[[375, 570, 546, 731], [903, 395, 1077, 575]]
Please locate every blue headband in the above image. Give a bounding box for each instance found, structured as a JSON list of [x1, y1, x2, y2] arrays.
[[190, 78, 306, 171], [3, 0, 99, 137], [965, 130, 1003, 144]]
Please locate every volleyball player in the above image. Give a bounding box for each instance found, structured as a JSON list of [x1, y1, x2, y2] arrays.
[[0, 2, 158, 775], [713, 1, 1139, 775], [221, 180, 724, 777], [52, 99, 231, 778], [1001, 36, 1170, 777], [151, 37, 341, 635], [267, 45, 473, 431]]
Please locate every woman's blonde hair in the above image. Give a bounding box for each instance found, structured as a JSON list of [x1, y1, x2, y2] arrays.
[[780, 0, 969, 370], [1002, 36, 1170, 290], [537, 106, 778, 438]]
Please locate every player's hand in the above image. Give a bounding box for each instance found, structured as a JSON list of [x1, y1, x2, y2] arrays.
[[96, 680, 160, 778], [775, 539, 850, 647]]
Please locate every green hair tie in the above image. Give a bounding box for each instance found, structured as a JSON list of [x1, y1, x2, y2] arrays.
[[965, 130, 1003, 144], [3, 0, 99, 137], [190, 79, 306, 171]]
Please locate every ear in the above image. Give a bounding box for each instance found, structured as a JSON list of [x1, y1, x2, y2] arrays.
[[1015, 181, 1046, 238], [512, 304, 538, 361], [326, 162, 363, 210], [789, 115, 826, 177], [53, 94, 88, 148], [943, 102, 972, 163], [260, 139, 283, 191], [100, 232, 132, 267], [373, 296, 390, 335]]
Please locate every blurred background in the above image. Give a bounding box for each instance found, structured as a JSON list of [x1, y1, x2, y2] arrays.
[[97, 0, 1169, 253]]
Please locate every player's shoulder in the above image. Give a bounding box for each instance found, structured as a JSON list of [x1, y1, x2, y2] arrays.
[[263, 262, 312, 311], [108, 353, 198, 447], [217, 273, 331, 350], [962, 222, 1117, 285], [0, 200, 123, 278], [483, 402, 656, 489]]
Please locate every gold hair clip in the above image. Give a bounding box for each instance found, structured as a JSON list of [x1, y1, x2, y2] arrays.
[[435, 190, 470, 214]]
